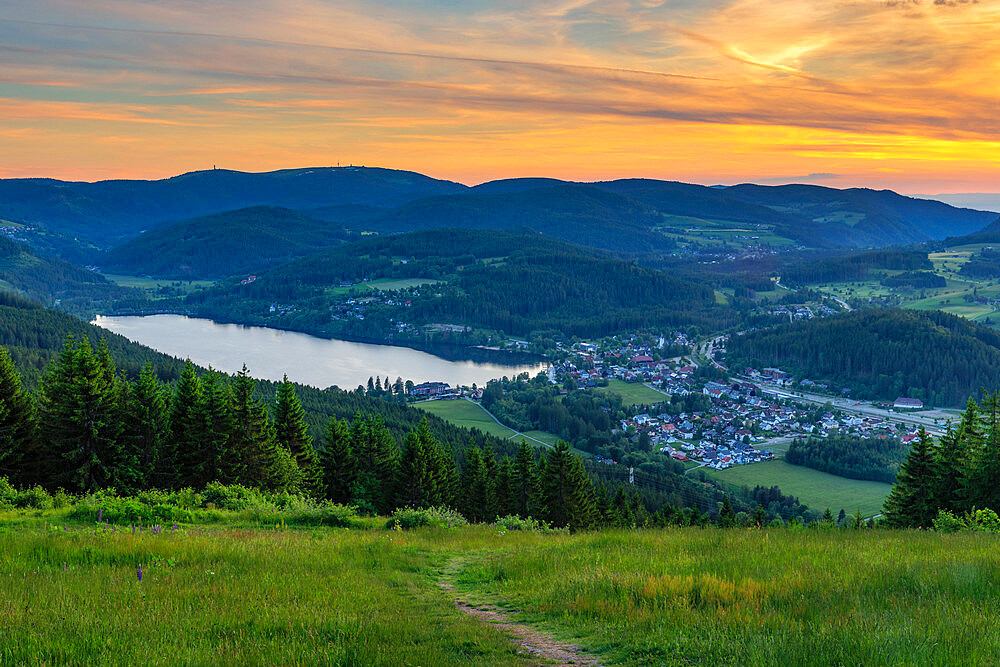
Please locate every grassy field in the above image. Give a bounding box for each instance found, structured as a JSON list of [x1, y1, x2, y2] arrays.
[[416, 399, 517, 439], [415, 400, 564, 449], [104, 274, 216, 291], [328, 277, 444, 296], [705, 459, 891, 516], [3, 513, 1000, 665], [594, 379, 666, 407]]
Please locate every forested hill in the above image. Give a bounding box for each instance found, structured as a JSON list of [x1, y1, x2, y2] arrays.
[[101, 207, 354, 279], [723, 184, 996, 245], [359, 185, 675, 254], [183, 228, 731, 337], [726, 308, 1000, 407], [0, 236, 131, 307], [2, 167, 993, 255], [0, 167, 463, 246]]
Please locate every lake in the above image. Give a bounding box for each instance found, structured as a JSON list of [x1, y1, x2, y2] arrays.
[[92, 314, 547, 389]]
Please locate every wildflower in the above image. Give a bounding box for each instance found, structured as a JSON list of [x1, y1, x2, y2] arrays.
[[137, 565, 142, 582], [98, 508, 103, 523]]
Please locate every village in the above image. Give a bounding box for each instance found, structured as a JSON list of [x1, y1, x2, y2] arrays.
[[409, 330, 926, 472]]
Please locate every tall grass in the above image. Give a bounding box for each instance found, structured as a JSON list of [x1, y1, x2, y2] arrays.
[[2, 510, 999, 665], [452, 529, 1000, 665]]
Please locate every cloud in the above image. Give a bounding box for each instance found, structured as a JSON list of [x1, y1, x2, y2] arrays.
[[0, 0, 996, 189]]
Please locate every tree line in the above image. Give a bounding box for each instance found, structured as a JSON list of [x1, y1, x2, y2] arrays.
[[884, 392, 1000, 527], [787, 435, 908, 484]]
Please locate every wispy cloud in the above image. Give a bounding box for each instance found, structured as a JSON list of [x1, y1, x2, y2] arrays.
[[0, 0, 997, 190]]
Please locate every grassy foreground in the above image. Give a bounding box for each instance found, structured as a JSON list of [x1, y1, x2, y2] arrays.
[[3, 513, 1000, 665]]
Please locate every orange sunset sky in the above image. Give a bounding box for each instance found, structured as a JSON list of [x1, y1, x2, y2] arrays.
[[0, 0, 998, 192]]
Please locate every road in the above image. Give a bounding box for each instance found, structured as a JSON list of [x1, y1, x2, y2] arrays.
[[702, 336, 945, 435], [750, 382, 946, 436], [460, 398, 555, 449]]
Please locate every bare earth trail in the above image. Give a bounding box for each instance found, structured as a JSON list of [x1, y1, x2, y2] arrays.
[[438, 558, 601, 666]]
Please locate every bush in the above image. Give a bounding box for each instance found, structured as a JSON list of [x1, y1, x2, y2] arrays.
[[492, 515, 563, 533], [16, 485, 53, 509], [933, 508, 1000, 534], [201, 482, 269, 511], [0, 477, 15, 507], [386, 506, 468, 530]]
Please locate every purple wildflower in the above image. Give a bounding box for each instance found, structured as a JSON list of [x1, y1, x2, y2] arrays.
[[137, 564, 142, 582], [98, 508, 103, 522]]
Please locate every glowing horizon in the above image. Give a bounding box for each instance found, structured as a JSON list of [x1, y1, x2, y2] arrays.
[[1, 1, 998, 193]]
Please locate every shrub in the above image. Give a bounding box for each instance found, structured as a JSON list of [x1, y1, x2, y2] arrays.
[[933, 508, 1000, 533], [933, 510, 964, 533], [16, 485, 53, 509], [202, 482, 269, 511], [492, 515, 563, 533], [386, 506, 468, 530], [0, 477, 15, 507]]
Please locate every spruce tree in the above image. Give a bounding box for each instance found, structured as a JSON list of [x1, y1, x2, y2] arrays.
[[201, 370, 235, 484], [37, 338, 125, 492], [320, 417, 356, 504], [273, 376, 321, 496], [170, 361, 209, 488], [972, 391, 1000, 510], [351, 416, 398, 514], [229, 366, 278, 488], [493, 455, 518, 518], [540, 441, 596, 531], [512, 441, 541, 518], [884, 427, 938, 528], [0, 346, 36, 485], [121, 364, 169, 490], [460, 445, 492, 522], [395, 425, 441, 509]]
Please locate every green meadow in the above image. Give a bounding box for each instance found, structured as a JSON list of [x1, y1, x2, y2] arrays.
[[705, 459, 891, 517], [3, 511, 1000, 665], [594, 379, 667, 406]]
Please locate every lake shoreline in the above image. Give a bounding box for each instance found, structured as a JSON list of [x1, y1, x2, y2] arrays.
[[93, 314, 548, 389], [104, 308, 546, 367]]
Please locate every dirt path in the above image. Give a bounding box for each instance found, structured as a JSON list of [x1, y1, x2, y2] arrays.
[[438, 560, 600, 666]]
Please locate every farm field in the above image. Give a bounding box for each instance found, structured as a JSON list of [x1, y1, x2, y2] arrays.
[[416, 399, 517, 439], [104, 274, 216, 292], [328, 277, 444, 296], [705, 459, 891, 516], [416, 400, 564, 449], [3, 514, 1000, 665], [594, 379, 666, 406]]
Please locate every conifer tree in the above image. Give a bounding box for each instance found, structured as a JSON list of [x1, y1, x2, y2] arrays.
[[493, 455, 518, 518], [229, 366, 278, 488], [170, 361, 209, 488], [351, 416, 398, 514], [395, 421, 449, 509], [0, 346, 36, 485], [884, 428, 939, 527], [201, 370, 235, 484], [512, 441, 541, 518], [121, 364, 169, 490], [460, 445, 493, 522], [273, 376, 321, 496], [932, 405, 977, 512], [972, 391, 1000, 509], [540, 441, 596, 530], [38, 338, 125, 492], [320, 417, 356, 504]]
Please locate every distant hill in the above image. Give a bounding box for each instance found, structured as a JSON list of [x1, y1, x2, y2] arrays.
[[360, 185, 676, 254], [101, 207, 353, 279], [726, 308, 1000, 407], [0, 167, 464, 246], [1, 166, 992, 256], [723, 184, 996, 246], [185, 228, 730, 337], [0, 235, 127, 306]]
